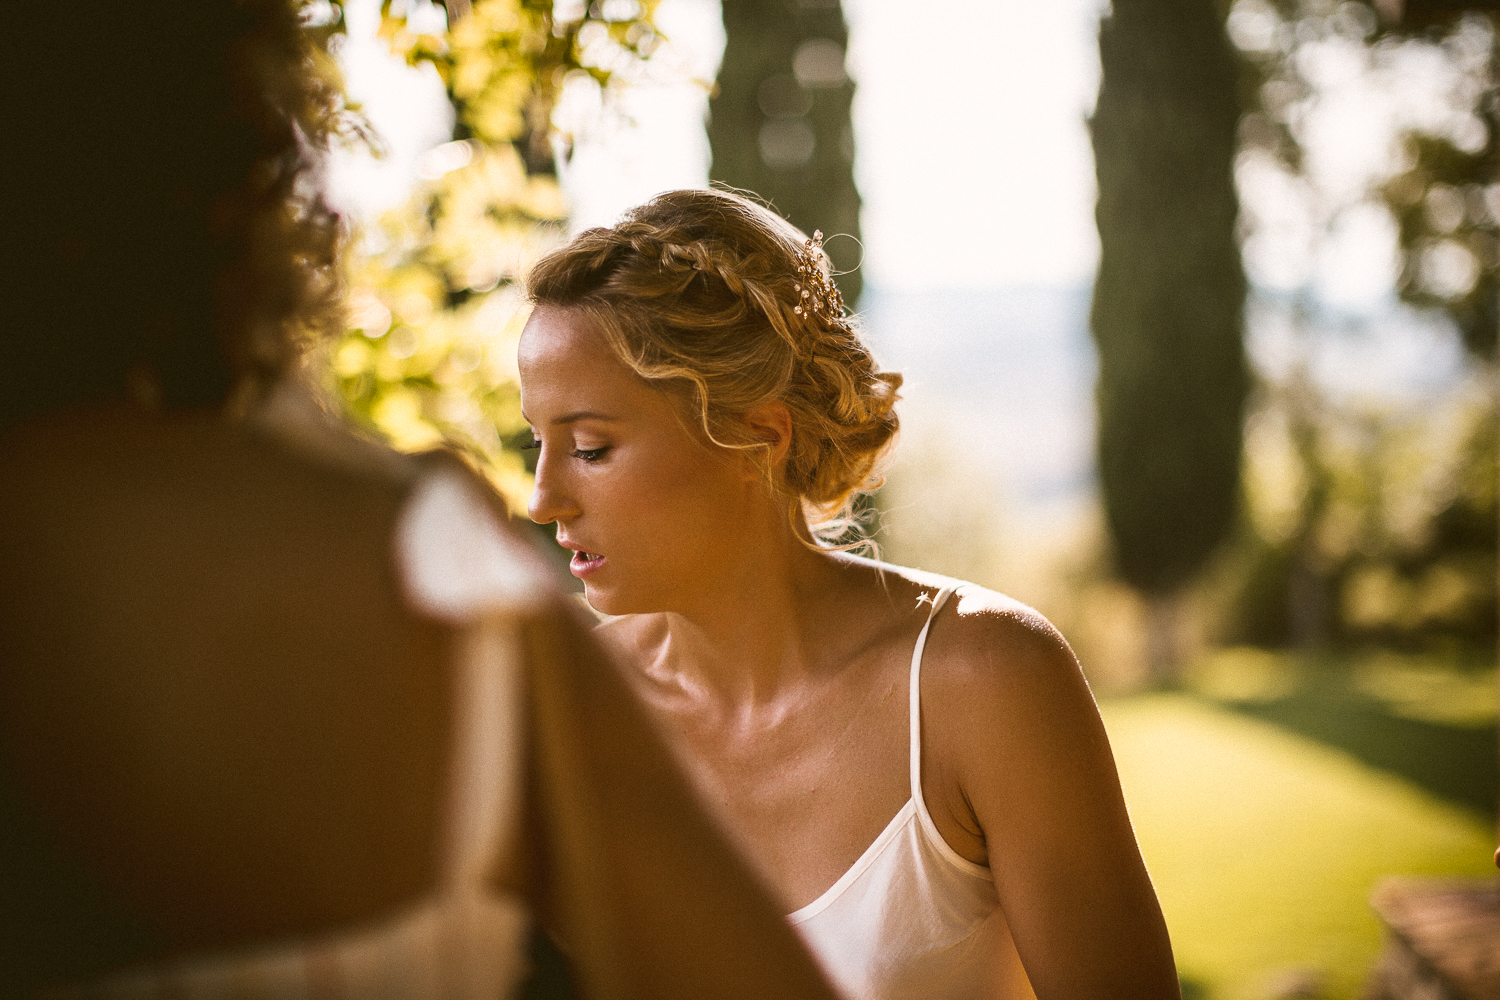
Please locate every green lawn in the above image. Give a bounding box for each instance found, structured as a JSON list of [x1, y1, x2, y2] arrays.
[[1101, 668, 1497, 1000]]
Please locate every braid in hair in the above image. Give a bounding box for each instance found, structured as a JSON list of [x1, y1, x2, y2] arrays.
[[527, 189, 902, 545]]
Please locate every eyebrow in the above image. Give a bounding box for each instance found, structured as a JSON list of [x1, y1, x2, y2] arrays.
[[521, 410, 621, 426]]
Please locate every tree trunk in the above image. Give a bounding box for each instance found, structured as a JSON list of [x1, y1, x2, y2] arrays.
[[1144, 590, 1183, 685], [710, 0, 863, 304]]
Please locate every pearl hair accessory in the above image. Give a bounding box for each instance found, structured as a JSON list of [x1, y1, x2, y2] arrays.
[[792, 230, 847, 321]]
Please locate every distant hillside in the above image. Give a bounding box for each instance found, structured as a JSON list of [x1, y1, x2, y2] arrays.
[[857, 284, 1098, 524]]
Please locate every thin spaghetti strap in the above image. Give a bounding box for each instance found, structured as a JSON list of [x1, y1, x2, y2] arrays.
[[909, 586, 957, 806]]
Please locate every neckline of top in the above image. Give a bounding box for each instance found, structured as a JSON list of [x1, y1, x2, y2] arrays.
[[786, 584, 989, 922]]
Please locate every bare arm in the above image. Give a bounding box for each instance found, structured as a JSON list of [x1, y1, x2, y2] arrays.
[[516, 596, 839, 1000], [930, 596, 1179, 1000]]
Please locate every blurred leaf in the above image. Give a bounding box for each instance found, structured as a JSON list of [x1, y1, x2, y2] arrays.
[[332, 0, 655, 511]]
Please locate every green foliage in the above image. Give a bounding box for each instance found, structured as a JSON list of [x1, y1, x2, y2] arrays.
[[1090, 0, 1250, 597], [329, 0, 656, 509], [709, 0, 862, 303], [1225, 385, 1498, 652], [1238, 2, 1500, 360], [1219, 3, 1500, 651], [1382, 129, 1500, 360]]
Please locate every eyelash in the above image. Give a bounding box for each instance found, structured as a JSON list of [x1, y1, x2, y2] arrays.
[[518, 439, 608, 463]]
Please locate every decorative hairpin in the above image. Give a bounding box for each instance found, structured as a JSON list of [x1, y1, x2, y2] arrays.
[[792, 230, 846, 321]]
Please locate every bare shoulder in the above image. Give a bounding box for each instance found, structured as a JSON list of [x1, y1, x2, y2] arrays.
[[824, 556, 1080, 680], [917, 579, 1098, 735], [910, 580, 1129, 860], [840, 555, 1075, 673], [942, 584, 1078, 677]]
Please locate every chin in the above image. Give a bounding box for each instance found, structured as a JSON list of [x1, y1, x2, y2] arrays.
[[582, 582, 666, 619], [581, 584, 629, 618]]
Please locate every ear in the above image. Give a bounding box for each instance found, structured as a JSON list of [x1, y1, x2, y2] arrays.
[[739, 401, 793, 474]]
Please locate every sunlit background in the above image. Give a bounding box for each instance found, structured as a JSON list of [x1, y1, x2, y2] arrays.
[[324, 1, 1498, 997]]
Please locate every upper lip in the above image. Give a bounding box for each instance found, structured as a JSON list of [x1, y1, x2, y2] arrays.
[[556, 536, 600, 556]]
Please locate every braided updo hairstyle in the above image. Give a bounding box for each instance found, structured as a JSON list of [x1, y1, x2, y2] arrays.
[[526, 188, 902, 544]]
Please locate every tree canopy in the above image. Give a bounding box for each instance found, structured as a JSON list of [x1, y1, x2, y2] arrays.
[[331, 0, 656, 510], [1091, 0, 1250, 601]]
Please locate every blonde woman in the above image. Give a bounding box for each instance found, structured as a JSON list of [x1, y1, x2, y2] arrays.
[[518, 188, 1180, 1000]]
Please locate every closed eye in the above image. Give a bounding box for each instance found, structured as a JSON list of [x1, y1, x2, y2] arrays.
[[519, 438, 541, 451], [573, 447, 609, 463]]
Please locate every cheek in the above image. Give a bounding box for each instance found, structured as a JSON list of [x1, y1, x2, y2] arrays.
[[606, 446, 745, 552], [660, 444, 749, 517]]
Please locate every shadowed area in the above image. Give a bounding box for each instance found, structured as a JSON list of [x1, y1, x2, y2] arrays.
[[1227, 672, 1498, 822]]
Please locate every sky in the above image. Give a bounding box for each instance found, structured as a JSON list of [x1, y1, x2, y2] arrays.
[[846, 1, 1104, 289], [326, 0, 455, 215], [328, 0, 1109, 291]]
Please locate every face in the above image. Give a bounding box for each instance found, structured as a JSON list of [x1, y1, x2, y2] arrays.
[[519, 304, 765, 616]]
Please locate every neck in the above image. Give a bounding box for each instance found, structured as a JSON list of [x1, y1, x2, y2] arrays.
[[645, 518, 859, 715]]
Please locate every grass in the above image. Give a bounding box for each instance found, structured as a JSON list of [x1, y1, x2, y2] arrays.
[[1100, 650, 1497, 1000]]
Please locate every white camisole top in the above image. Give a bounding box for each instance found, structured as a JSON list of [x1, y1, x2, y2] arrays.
[[788, 586, 1021, 1000]]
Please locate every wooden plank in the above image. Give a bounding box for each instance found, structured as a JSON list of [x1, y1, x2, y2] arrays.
[[1370, 877, 1500, 1000]]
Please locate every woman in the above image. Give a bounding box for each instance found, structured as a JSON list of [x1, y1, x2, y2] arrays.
[[0, 6, 838, 998], [519, 188, 1181, 1000]]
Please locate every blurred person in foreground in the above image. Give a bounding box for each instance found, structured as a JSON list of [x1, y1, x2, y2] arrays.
[[0, 5, 840, 999], [518, 188, 1181, 1000]]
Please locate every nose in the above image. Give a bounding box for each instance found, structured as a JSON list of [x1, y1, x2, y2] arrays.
[[527, 447, 580, 525]]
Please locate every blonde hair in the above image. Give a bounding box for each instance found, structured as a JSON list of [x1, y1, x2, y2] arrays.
[[527, 188, 902, 544]]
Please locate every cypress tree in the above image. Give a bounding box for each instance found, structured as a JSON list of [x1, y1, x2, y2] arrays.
[[1090, 0, 1248, 670], [709, 0, 862, 304]]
